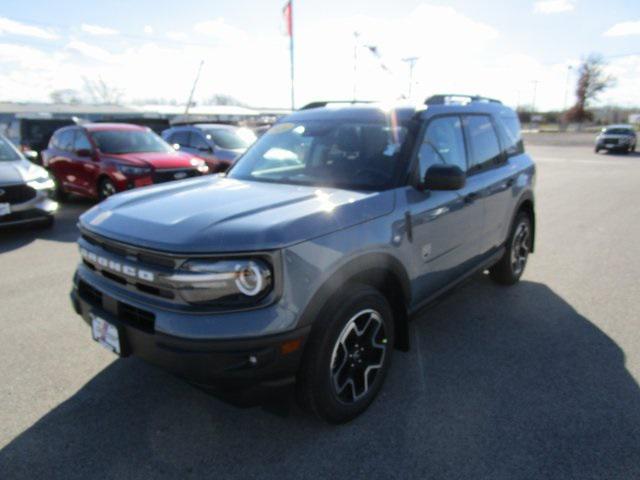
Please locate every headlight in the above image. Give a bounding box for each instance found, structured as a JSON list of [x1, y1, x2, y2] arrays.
[[116, 164, 152, 176], [190, 158, 209, 174], [26, 170, 55, 190], [168, 258, 272, 305]]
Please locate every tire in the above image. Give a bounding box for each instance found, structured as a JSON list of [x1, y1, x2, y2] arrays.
[[594, 146, 600, 153], [39, 215, 55, 229], [489, 212, 532, 285], [296, 284, 395, 423], [53, 176, 68, 202], [98, 177, 117, 201]]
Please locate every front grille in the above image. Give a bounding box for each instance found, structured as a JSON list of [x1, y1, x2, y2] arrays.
[[152, 168, 199, 184], [604, 138, 619, 145], [81, 233, 176, 269], [0, 184, 36, 204], [78, 279, 155, 332]]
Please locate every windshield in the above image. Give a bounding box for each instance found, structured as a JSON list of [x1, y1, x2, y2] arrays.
[[227, 119, 410, 191], [205, 128, 256, 150], [604, 128, 634, 135], [90, 130, 173, 154], [0, 135, 22, 162]]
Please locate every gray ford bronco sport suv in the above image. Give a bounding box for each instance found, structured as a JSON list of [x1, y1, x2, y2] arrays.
[[71, 94, 536, 423]]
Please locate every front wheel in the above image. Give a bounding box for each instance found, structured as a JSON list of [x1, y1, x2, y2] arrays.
[[296, 284, 394, 423], [489, 212, 532, 285], [98, 177, 117, 201]]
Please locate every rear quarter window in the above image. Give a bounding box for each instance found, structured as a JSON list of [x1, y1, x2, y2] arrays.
[[496, 113, 524, 157]]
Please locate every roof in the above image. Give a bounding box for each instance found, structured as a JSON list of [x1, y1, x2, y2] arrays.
[[80, 123, 148, 132], [170, 123, 240, 131]]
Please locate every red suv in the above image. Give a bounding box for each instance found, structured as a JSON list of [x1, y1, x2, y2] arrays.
[[42, 123, 209, 200]]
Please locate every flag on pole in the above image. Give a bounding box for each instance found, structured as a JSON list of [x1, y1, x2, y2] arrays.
[[283, 1, 292, 37]]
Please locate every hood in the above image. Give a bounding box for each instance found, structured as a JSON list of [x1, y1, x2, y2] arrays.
[[107, 151, 196, 169], [214, 147, 246, 162], [80, 176, 395, 253], [0, 158, 46, 185]]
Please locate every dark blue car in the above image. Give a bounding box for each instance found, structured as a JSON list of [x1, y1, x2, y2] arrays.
[[72, 95, 536, 423], [162, 123, 256, 173]]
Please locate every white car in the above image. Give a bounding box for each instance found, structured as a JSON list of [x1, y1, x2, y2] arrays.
[[0, 134, 58, 228], [595, 125, 637, 153]]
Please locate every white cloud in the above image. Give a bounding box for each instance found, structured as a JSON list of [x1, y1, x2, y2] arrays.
[[166, 31, 188, 41], [143, 25, 153, 34], [66, 40, 115, 63], [193, 18, 248, 43], [0, 16, 58, 40], [81, 23, 119, 36], [604, 20, 640, 37], [534, 0, 576, 14]]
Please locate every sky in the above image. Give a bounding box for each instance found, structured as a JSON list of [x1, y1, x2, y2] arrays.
[[0, 0, 638, 111]]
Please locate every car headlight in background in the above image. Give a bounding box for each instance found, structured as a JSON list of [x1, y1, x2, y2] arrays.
[[26, 168, 55, 190], [116, 164, 152, 177], [190, 158, 210, 174], [168, 258, 272, 305]]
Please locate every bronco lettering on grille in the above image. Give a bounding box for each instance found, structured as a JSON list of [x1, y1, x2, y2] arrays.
[[79, 247, 155, 282]]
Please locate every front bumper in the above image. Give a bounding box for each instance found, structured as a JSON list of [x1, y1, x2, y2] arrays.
[[0, 192, 57, 227], [70, 270, 309, 389]]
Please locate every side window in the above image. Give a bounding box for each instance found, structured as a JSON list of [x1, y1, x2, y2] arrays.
[[191, 133, 210, 151], [417, 116, 466, 178], [169, 131, 190, 147], [57, 130, 74, 151], [73, 131, 92, 151], [465, 115, 501, 169], [496, 113, 524, 157]]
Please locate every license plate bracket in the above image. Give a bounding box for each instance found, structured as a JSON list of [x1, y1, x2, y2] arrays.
[[91, 312, 122, 355]]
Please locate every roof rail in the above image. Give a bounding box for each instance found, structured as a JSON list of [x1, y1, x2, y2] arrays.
[[299, 100, 375, 110], [424, 94, 502, 106]]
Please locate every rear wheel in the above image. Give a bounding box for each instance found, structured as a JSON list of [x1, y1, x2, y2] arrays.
[[489, 212, 532, 285], [296, 284, 394, 423], [98, 177, 117, 201], [594, 146, 600, 153]]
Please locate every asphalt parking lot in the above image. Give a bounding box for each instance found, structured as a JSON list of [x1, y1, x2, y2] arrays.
[[1, 136, 640, 479]]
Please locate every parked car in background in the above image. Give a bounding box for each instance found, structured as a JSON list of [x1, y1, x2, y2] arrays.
[[0, 134, 57, 228], [71, 95, 536, 423], [42, 123, 209, 201], [162, 124, 256, 172], [2, 117, 76, 163], [595, 124, 637, 153]]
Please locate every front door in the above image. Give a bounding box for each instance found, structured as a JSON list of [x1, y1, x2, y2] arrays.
[[405, 114, 485, 304]]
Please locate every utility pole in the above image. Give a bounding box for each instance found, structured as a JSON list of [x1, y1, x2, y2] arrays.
[[286, 0, 295, 110], [563, 65, 573, 111], [402, 57, 419, 99], [184, 60, 204, 115], [352, 31, 360, 101], [531, 80, 539, 114]]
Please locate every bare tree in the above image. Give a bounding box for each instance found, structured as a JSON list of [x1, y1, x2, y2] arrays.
[[83, 77, 124, 105], [49, 89, 82, 104], [565, 54, 615, 123]]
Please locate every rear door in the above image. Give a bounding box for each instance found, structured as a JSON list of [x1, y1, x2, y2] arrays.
[[46, 129, 75, 190], [463, 114, 517, 253], [406, 114, 485, 302]]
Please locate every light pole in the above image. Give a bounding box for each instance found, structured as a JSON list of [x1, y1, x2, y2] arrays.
[[563, 65, 573, 111], [402, 57, 419, 99], [352, 31, 360, 101]]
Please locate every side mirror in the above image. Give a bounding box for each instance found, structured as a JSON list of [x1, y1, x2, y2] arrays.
[[423, 164, 466, 191], [76, 148, 92, 158]]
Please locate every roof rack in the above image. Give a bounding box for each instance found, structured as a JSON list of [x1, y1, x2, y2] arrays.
[[424, 94, 502, 106], [299, 100, 375, 110]]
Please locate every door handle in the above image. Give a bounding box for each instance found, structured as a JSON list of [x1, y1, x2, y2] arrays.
[[464, 192, 479, 203]]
